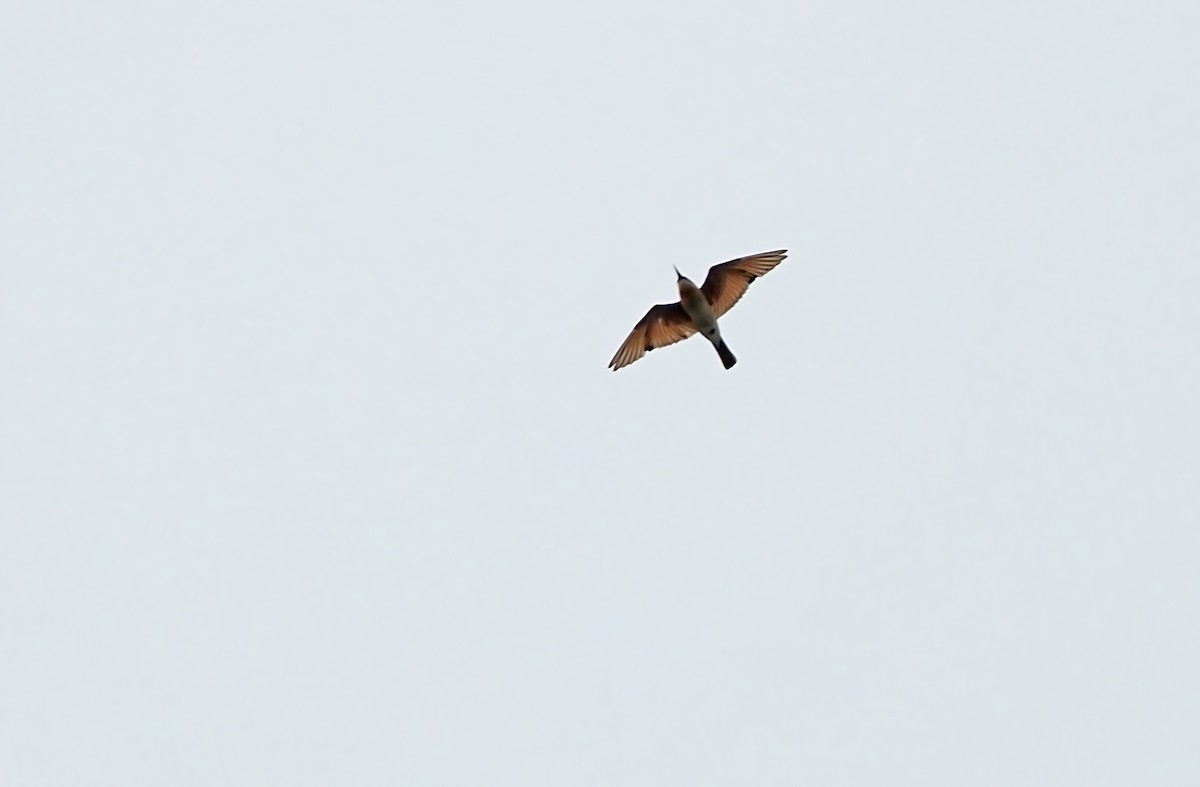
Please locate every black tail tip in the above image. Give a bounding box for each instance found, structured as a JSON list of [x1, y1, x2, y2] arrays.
[[716, 340, 737, 370]]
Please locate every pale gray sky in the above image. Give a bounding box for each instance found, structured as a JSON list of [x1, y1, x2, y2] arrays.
[[4, 1, 1198, 784]]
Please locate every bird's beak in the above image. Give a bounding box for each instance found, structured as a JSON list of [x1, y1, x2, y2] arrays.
[[674, 266, 683, 281]]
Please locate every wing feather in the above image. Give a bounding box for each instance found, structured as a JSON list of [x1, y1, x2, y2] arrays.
[[700, 249, 787, 318], [608, 303, 697, 370]]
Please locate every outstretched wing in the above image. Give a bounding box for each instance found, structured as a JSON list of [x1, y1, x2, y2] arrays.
[[700, 249, 787, 319], [608, 303, 697, 370]]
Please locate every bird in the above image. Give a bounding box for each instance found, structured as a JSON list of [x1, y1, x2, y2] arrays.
[[609, 249, 787, 371]]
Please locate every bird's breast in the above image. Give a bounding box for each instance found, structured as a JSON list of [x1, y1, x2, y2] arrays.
[[679, 289, 717, 329]]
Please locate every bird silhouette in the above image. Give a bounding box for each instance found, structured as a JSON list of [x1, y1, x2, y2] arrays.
[[609, 249, 787, 371]]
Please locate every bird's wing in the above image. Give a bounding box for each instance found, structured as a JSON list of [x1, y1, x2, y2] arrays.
[[609, 303, 697, 370], [700, 249, 788, 319]]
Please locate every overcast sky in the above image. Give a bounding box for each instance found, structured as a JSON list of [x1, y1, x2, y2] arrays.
[[4, 1, 1198, 784]]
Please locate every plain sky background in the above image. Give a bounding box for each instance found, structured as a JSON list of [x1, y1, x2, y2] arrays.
[[3, 1, 1198, 784]]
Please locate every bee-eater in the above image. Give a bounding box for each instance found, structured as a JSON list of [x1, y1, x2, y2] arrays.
[[609, 249, 787, 371]]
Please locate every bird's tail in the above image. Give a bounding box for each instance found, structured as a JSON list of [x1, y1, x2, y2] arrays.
[[715, 339, 737, 369]]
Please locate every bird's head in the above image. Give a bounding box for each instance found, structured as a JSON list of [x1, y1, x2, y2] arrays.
[[674, 266, 697, 293]]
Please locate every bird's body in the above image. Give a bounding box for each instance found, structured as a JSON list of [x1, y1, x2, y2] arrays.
[[676, 275, 737, 368], [608, 249, 787, 371]]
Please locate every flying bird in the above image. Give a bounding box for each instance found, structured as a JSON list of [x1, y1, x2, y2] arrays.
[[609, 249, 787, 371]]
